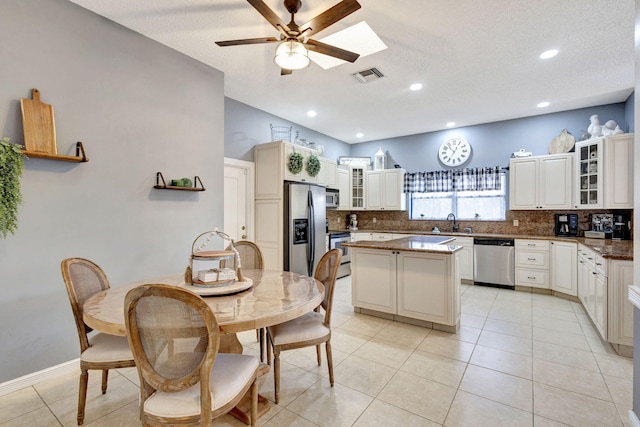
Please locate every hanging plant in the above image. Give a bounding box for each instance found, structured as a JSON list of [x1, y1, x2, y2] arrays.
[[306, 154, 321, 177], [0, 137, 25, 238], [288, 152, 304, 174]]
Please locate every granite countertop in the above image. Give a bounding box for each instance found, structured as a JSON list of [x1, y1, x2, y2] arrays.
[[334, 229, 634, 261], [343, 235, 462, 254]]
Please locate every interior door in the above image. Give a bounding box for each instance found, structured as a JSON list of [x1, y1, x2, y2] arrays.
[[224, 158, 255, 242]]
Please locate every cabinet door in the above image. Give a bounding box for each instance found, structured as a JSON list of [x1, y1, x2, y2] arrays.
[[509, 158, 539, 209], [350, 167, 366, 210], [337, 168, 349, 209], [365, 170, 383, 209], [577, 255, 589, 305], [383, 169, 406, 210], [397, 252, 455, 325], [351, 249, 396, 314], [324, 159, 338, 189], [550, 241, 577, 296], [539, 155, 572, 209], [574, 139, 603, 209], [594, 272, 607, 338], [604, 133, 633, 208], [283, 143, 304, 182], [255, 199, 283, 270], [608, 260, 634, 346], [450, 237, 474, 281]]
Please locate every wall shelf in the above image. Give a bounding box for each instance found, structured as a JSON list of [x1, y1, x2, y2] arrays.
[[154, 171, 205, 191], [22, 141, 89, 163]]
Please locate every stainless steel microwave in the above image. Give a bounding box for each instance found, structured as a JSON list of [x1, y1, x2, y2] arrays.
[[326, 188, 339, 208]]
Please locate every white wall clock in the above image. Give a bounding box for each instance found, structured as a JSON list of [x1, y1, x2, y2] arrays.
[[438, 137, 471, 167]]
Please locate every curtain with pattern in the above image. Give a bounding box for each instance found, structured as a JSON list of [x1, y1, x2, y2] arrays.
[[403, 167, 503, 193]]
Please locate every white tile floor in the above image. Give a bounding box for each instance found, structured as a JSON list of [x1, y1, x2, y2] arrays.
[[1, 277, 634, 426]]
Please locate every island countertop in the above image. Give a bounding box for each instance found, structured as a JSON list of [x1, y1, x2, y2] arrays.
[[343, 235, 461, 254]]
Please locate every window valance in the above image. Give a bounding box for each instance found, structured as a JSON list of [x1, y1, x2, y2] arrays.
[[403, 167, 503, 193]]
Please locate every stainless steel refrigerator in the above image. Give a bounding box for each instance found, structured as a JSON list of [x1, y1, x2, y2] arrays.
[[284, 182, 327, 277]]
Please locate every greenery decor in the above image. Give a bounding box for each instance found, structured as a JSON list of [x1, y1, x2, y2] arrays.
[[0, 137, 25, 238], [306, 154, 321, 177], [288, 152, 304, 174]]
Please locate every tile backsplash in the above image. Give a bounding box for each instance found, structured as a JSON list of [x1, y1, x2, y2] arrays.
[[327, 209, 633, 238]]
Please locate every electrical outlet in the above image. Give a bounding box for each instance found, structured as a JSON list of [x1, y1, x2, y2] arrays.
[[513, 219, 519, 226], [337, 217, 340, 222], [373, 217, 377, 223]]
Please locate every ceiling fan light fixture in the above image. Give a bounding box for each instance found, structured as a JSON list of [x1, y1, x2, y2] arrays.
[[274, 40, 310, 71]]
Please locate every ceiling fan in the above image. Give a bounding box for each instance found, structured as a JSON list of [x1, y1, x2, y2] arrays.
[[215, 0, 361, 75]]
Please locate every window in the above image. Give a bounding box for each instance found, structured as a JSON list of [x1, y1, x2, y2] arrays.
[[410, 173, 506, 220]]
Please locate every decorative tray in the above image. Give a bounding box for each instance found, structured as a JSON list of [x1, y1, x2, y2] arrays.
[[192, 278, 235, 288], [179, 278, 252, 296]]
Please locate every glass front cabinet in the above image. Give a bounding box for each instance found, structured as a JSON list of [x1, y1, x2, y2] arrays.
[[574, 139, 603, 209]]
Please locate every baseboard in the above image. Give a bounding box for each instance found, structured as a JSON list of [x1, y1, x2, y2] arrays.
[[630, 410, 640, 427], [0, 359, 79, 397]]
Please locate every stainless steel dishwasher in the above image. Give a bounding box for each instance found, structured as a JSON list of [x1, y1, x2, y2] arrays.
[[473, 238, 515, 289]]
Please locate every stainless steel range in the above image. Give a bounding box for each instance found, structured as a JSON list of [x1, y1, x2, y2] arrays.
[[329, 232, 351, 278]]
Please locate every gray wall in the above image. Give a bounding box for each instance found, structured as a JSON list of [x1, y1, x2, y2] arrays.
[[0, 0, 225, 382], [224, 97, 351, 163], [349, 103, 629, 172]]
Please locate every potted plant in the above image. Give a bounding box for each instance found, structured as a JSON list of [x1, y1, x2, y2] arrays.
[[0, 137, 25, 238]]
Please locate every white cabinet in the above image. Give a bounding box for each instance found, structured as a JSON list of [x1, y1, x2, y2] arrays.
[[577, 244, 607, 338], [351, 248, 397, 314], [371, 232, 393, 241], [515, 239, 550, 288], [550, 240, 577, 296], [351, 232, 372, 242], [347, 165, 368, 210], [397, 250, 459, 325], [255, 141, 328, 199], [574, 133, 634, 209], [337, 168, 349, 210], [450, 236, 474, 281], [604, 133, 633, 208], [608, 260, 634, 347], [351, 248, 459, 326], [318, 158, 337, 189], [574, 139, 603, 208], [510, 154, 573, 210], [282, 142, 318, 184], [365, 169, 406, 211]]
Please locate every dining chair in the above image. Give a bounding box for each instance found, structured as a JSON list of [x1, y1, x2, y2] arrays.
[[60, 258, 136, 425], [124, 283, 260, 427], [223, 240, 267, 361], [266, 248, 341, 404]]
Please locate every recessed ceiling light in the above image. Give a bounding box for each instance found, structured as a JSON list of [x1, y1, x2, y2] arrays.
[[410, 83, 423, 91], [356, 133, 364, 138], [539, 49, 558, 59], [537, 101, 550, 108], [307, 110, 317, 117], [446, 122, 456, 127]]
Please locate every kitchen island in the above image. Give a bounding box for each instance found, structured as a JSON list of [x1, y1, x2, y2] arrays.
[[344, 235, 462, 332]]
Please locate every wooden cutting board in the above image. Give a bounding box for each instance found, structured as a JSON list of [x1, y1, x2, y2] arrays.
[[20, 88, 57, 154]]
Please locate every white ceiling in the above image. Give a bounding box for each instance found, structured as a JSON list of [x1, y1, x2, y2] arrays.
[[69, 0, 635, 144]]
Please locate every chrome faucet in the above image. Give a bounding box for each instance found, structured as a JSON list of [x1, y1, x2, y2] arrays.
[[447, 213, 459, 232]]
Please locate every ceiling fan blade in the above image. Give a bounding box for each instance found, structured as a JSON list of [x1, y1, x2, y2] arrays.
[[298, 0, 361, 38], [306, 39, 360, 62], [281, 68, 293, 76], [215, 37, 279, 47], [247, 0, 290, 34]]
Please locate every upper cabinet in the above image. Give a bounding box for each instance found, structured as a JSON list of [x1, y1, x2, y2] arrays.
[[255, 141, 333, 199], [603, 133, 633, 209], [574, 139, 603, 208], [365, 169, 407, 210], [573, 133, 633, 209], [337, 168, 350, 210], [345, 165, 369, 210], [509, 154, 573, 210]]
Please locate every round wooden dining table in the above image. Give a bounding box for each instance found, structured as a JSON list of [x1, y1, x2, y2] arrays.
[[82, 269, 324, 424]]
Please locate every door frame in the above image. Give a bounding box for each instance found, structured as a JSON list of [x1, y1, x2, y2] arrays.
[[224, 157, 255, 242]]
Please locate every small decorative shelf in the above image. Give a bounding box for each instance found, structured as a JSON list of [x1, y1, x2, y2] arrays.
[[22, 141, 89, 163], [154, 171, 205, 191]]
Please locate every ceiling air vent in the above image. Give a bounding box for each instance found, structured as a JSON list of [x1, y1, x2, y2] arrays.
[[352, 67, 384, 84]]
